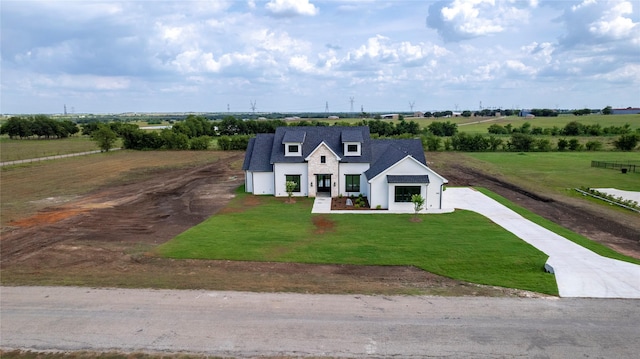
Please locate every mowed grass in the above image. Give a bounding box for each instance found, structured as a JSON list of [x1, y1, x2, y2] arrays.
[[0, 136, 106, 162], [457, 114, 640, 134], [0, 150, 239, 226], [466, 152, 640, 193], [155, 191, 558, 295]]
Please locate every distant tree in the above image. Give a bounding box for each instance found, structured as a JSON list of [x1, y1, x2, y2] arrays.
[[568, 138, 582, 151], [0, 116, 32, 138], [602, 106, 613, 115], [557, 138, 569, 151], [613, 134, 639, 151], [422, 134, 442, 151], [428, 121, 458, 136], [585, 140, 603, 151], [508, 133, 534, 152], [91, 124, 118, 152]]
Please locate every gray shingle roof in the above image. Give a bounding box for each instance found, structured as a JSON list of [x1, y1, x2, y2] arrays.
[[387, 175, 430, 183], [242, 133, 275, 172], [282, 130, 306, 143], [270, 126, 372, 164], [341, 129, 364, 143], [243, 127, 428, 178], [364, 139, 426, 180]]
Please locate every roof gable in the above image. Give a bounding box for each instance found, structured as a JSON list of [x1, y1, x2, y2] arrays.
[[270, 126, 371, 164], [364, 139, 426, 180], [305, 141, 341, 161]]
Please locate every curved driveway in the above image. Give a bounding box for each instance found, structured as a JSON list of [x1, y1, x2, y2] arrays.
[[444, 187, 640, 298]]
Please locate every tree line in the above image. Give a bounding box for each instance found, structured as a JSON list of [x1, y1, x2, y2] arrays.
[[487, 121, 632, 136], [0, 115, 79, 139]]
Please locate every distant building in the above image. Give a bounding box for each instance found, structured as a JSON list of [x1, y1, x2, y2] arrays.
[[381, 114, 399, 120], [328, 116, 340, 120], [611, 107, 640, 115]]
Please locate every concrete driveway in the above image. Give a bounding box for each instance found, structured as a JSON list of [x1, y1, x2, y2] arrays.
[[443, 187, 640, 298]]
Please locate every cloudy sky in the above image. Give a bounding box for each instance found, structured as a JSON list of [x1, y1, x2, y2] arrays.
[[1, 0, 639, 114]]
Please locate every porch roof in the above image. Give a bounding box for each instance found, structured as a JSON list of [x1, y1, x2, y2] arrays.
[[386, 175, 430, 184]]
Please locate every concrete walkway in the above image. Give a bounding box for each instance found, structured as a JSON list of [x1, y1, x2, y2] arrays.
[[310, 188, 640, 298], [443, 187, 640, 299], [593, 188, 640, 203]]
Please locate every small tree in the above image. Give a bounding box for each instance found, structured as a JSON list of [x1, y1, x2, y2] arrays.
[[285, 181, 297, 203], [91, 124, 118, 152], [613, 134, 639, 151], [410, 194, 425, 222]]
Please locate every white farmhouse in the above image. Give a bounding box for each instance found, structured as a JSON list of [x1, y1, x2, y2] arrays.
[[242, 126, 448, 211]]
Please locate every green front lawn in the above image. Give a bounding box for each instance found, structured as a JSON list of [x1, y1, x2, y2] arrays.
[[155, 190, 558, 295]]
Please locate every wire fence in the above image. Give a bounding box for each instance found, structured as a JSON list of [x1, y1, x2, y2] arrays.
[[591, 160, 639, 173], [0, 149, 121, 167]]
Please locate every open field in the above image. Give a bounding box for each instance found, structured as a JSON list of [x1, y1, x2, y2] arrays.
[[0, 136, 105, 162], [155, 190, 557, 294], [468, 152, 640, 192], [452, 114, 640, 134], [1, 150, 233, 226]]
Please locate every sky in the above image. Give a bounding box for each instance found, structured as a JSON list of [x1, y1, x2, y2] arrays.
[[1, 0, 639, 114]]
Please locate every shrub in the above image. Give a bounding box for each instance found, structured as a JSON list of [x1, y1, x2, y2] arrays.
[[568, 139, 582, 151], [613, 134, 639, 151], [585, 141, 603, 151], [557, 138, 569, 151]]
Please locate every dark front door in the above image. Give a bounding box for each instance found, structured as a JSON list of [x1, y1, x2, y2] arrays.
[[316, 174, 332, 193]]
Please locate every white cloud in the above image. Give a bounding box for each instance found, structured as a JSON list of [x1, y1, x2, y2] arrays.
[[588, 1, 636, 39], [265, 0, 318, 17], [427, 0, 531, 42]]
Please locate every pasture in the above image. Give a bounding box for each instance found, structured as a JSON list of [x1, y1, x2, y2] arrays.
[[0, 136, 104, 162]]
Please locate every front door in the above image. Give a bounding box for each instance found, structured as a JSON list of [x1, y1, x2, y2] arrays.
[[316, 174, 332, 193]]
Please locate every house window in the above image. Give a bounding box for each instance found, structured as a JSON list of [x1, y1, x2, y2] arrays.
[[347, 144, 358, 152], [345, 175, 360, 192], [320, 155, 326, 164], [288, 144, 299, 153], [285, 175, 301, 192], [395, 186, 420, 202]]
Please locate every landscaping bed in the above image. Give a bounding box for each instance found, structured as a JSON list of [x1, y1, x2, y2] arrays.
[[331, 195, 371, 210]]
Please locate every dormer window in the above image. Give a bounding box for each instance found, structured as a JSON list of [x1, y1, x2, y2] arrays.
[[285, 143, 301, 156], [283, 130, 305, 157], [344, 142, 361, 156], [341, 130, 363, 157]]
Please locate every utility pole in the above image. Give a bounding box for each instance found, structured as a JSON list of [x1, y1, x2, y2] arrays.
[[250, 100, 257, 114], [350, 97, 355, 113]]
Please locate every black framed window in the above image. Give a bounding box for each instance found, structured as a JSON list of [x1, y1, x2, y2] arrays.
[[288, 144, 299, 153], [345, 175, 360, 192], [320, 155, 326, 163], [394, 186, 420, 202], [347, 144, 358, 152], [285, 175, 301, 192]]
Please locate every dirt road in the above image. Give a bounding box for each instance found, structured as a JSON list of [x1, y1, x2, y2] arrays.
[[2, 286, 639, 358]]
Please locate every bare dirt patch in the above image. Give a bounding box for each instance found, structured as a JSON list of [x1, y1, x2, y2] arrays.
[[2, 151, 636, 296]]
